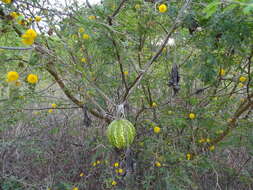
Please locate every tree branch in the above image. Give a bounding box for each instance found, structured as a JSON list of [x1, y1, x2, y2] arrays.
[[211, 92, 253, 145], [46, 62, 110, 122], [108, 0, 128, 25]]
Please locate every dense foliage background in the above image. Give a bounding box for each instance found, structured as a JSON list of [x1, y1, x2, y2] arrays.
[[0, 0, 253, 189]]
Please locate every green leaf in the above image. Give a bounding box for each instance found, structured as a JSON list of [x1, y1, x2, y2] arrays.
[[203, 1, 221, 18], [243, 4, 253, 14]]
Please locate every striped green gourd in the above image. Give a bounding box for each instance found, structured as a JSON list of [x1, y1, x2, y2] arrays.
[[106, 119, 136, 149]]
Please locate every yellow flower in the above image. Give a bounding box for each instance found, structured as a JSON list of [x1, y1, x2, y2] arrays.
[[51, 103, 57, 108], [10, 12, 18, 19], [27, 74, 38, 84], [189, 113, 196, 119], [79, 172, 84, 177], [158, 4, 167, 13], [88, 15, 96, 20], [238, 83, 244, 88], [118, 168, 123, 174], [153, 126, 161, 134], [155, 161, 161, 167], [81, 58, 87, 63], [198, 138, 205, 143], [21, 29, 37, 45], [123, 71, 129, 75], [72, 187, 78, 190], [135, 4, 141, 9], [48, 109, 53, 113], [209, 145, 215, 151], [6, 71, 19, 82], [239, 76, 247, 82], [219, 68, 225, 76], [21, 37, 34, 45], [111, 180, 117, 186], [186, 153, 191, 160], [28, 17, 33, 22], [114, 162, 119, 167], [79, 27, 85, 33], [82, 34, 90, 40], [151, 102, 157, 107], [206, 138, 211, 143], [1, 0, 11, 3], [96, 160, 101, 164], [92, 162, 97, 166], [25, 28, 37, 38], [35, 16, 41, 22]]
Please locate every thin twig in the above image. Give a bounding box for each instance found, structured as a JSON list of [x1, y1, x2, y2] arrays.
[[0, 46, 34, 50]]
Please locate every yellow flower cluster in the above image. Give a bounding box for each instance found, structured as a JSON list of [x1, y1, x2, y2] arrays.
[[219, 68, 225, 76], [155, 161, 161, 167], [158, 4, 167, 13], [189, 113, 196, 119], [111, 180, 117, 186], [92, 160, 101, 166], [6, 71, 19, 82], [115, 168, 124, 174], [1, 0, 11, 4], [51, 103, 57, 108], [153, 126, 161, 133], [113, 162, 119, 167], [83, 34, 90, 40], [35, 16, 41, 22], [81, 58, 87, 63], [27, 74, 38, 84], [21, 29, 37, 45], [79, 172, 84, 177], [186, 153, 191, 160], [239, 76, 247, 82]]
